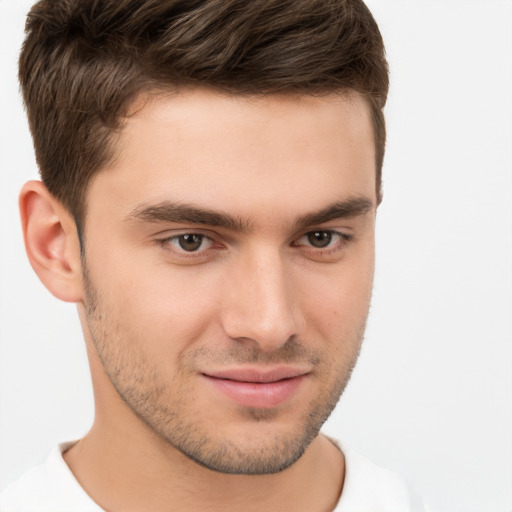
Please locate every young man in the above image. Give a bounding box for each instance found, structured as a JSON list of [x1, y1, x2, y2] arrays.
[[1, 0, 428, 510]]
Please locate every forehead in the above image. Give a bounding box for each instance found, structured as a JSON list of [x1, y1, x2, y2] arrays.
[[87, 88, 376, 226]]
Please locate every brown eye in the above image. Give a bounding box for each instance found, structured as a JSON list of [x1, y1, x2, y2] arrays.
[[307, 231, 332, 248], [177, 234, 204, 252], [158, 232, 218, 261]]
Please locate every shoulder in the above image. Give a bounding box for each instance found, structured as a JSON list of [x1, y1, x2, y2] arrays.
[[334, 441, 431, 512], [0, 442, 103, 512]]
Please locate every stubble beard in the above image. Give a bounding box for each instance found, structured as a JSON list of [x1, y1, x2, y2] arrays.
[[82, 264, 366, 475]]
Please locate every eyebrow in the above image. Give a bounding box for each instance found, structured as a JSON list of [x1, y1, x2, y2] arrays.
[[293, 196, 374, 229], [126, 195, 373, 233], [127, 201, 252, 232]]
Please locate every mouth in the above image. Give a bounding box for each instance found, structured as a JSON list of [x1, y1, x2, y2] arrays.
[[201, 367, 310, 408]]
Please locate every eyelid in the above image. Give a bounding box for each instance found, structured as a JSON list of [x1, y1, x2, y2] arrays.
[[155, 227, 353, 261], [291, 229, 354, 262], [171, 233, 213, 251], [294, 229, 352, 246], [156, 230, 223, 258]]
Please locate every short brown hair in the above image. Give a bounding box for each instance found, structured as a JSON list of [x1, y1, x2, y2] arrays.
[[19, 0, 389, 226]]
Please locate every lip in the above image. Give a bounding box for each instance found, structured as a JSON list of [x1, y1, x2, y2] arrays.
[[202, 366, 310, 408]]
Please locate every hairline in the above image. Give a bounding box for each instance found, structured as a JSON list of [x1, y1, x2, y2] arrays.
[[74, 84, 380, 250]]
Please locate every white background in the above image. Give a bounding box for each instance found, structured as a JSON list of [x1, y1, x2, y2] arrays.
[[1, 1, 511, 511]]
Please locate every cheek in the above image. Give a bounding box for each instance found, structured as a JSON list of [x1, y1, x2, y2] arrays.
[[296, 246, 374, 342], [88, 252, 224, 357]]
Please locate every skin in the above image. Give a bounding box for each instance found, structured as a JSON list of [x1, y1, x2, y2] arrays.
[[20, 88, 377, 512]]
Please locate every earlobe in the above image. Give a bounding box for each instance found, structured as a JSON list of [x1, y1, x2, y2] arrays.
[[19, 180, 83, 303]]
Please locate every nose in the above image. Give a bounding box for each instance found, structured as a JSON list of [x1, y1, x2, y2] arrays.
[[220, 246, 300, 352]]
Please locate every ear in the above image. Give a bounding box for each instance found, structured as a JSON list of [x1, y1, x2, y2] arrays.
[[19, 180, 84, 303]]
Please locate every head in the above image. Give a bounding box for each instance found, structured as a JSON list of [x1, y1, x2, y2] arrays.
[[19, 0, 388, 475]]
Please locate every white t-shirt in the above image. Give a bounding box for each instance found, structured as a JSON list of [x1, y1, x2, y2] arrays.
[[0, 441, 429, 512]]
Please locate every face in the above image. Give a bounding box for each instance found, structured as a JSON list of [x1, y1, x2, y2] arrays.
[[80, 89, 377, 474]]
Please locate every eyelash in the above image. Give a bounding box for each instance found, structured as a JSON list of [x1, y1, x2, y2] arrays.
[[156, 230, 353, 259], [292, 231, 353, 255]]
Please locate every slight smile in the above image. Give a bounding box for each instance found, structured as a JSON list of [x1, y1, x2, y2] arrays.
[[201, 367, 310, 408]]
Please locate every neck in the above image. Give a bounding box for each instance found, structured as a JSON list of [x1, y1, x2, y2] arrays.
[[63, 415, 344, 512]]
